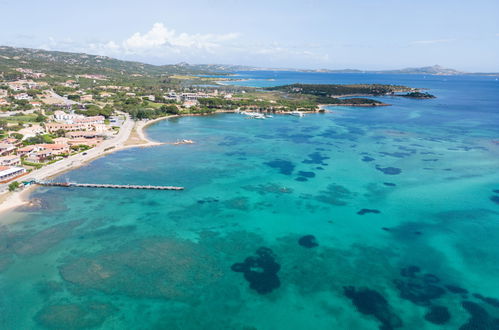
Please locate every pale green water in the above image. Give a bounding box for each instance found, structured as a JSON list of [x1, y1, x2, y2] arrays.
[[1, 73, 499, 329]]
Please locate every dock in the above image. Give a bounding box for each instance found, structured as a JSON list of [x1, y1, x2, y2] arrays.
[[28, 181, 184, 191]]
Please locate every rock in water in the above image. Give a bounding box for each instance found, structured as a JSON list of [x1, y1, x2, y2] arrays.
[[298, 235, 319, 248]]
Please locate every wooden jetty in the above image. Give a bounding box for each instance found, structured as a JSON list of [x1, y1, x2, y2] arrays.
[[31, 181, 184, 191]]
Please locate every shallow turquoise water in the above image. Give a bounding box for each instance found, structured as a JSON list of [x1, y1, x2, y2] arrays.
[[1, 73, 499, 329]]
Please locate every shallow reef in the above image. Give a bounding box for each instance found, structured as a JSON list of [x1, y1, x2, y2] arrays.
[[34, 301, 117, 329], [302, 151, 330, 165], [375, 165, 402, 175], [343, 286, 403, 329], [460, 300, 499, 330], [424, 305, 451, 325], [311, 183, 354, 206], [394, 267, 445, 306], [298, 235, 319, 248], [264, 159, 295, 175], [231, 247, 281, 294], [357, 209, 381, 215]]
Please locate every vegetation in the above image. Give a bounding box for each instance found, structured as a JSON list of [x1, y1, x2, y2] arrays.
[[265, 83, 416, 106], [267, 83, 411, 96], [23, 134, 53, 145], [400, 91, 436, 99], [8, 181, 20, 191]]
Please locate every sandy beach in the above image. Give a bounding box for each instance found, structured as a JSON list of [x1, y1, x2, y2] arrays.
[[0, 114, 172, 219]]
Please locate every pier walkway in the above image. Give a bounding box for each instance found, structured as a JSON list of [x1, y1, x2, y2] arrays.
[[26, 181, 184, 191]]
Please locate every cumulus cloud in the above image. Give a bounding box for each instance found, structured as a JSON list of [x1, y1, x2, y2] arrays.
[[116, 23, 239, 53], [32, 23, 330, 67]]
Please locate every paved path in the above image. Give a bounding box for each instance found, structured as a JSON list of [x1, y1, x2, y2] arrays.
[[0, 114, 134, 193]]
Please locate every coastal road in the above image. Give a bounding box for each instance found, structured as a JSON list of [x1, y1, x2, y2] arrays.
[[0, 113, 135, 192]]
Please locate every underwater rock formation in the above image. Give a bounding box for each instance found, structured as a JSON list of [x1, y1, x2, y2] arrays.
[[460, 300, 499, 330], [312, 183, 354, 206], [302, 152, 330, 165], [473, 293, 499, 308], [298, 235, 319, 248], [297, 171, 316, 178], [375, 166, 402, 175], [357, 209, 381, 215], [490, 195, 499, 205], [59, 237, 225, 301], [445, 285, 468, 295], [424, 305, 451, 325], [231, 247, 281, 294], [264, 159, 295, 175], [34, 301, 117, 329], [394, 267, 445, 306], [343, 286, 403, 329]]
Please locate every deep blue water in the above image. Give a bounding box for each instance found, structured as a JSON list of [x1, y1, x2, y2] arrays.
[[1, 72, 499, 329]]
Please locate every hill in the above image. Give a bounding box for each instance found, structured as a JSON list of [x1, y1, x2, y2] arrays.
[[0, 46, 219, 78]]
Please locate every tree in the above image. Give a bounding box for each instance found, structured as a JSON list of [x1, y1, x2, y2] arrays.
[[54, 129, 66, 137], [10, 132, 23, 140], [35, 113, 47, 123], [8, 181, 20, 192]]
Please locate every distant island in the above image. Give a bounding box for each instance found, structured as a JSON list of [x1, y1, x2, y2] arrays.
[[266, 83, 432, 106], [399, 91, 436, 99]]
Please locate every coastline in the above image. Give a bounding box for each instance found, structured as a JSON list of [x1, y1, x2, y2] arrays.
[[0, 110, 322, 219], [0, 114, 170, 219]]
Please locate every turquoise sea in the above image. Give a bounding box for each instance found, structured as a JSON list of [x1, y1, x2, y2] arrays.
[[1, 72, 499, 329]]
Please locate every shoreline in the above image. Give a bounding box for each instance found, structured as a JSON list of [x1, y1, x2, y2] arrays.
[[0, 114, 169, 219], [0, 110, 324, 219]]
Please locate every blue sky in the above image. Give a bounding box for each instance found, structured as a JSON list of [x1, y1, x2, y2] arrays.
[[1, 0, 498, 71]]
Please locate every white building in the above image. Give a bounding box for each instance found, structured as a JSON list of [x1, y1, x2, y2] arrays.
[[14, 93, 32, 100], [0, 166, 26, 183]]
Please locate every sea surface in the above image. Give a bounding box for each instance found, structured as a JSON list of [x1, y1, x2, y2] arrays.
[[1, 72, 499, 329]]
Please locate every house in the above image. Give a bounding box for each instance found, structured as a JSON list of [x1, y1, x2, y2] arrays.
[[0, 98, 10, 106], [66, 131, 102, 139], [29, 101, 43, 107], [0, 143, 16, 156], [53, 137, 70, 145], [14, 93, 33, 101], [100, 92, 113, 98], [0, 155, 21, 166], [183, 100, 198, 108], [37, 144, 70, 155], [74, 116, 105, 125], [25, 150, 52, 163], [1, 138, 22, 147], [53, 110, 82, 123], [45, 122, 89, 133], [0, 166, 27, 183], [68, 138, 101, 147], [16, 145, 38, 156], [80, 94, 93, 102]]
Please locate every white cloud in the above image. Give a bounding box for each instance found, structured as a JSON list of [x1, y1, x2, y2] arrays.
[[120, 23, 238, 52], [31, 23, 330, 67]]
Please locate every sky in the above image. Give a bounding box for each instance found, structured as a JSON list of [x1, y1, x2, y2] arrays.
[[1, 0, 498, 71]]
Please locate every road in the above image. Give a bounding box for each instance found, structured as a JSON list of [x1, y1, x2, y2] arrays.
[[0, 113, 134, 192]]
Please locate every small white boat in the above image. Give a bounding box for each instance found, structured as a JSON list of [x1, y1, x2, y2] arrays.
[[290, 111, 305, 117], [242, 111, 265, 119]]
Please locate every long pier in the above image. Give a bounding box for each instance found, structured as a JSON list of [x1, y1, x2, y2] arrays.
[[30, 181, 184, 191]]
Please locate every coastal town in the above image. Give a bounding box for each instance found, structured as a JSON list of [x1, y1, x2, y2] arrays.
[[0, 46, 434, 214], [0, 65, 238, 206]]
